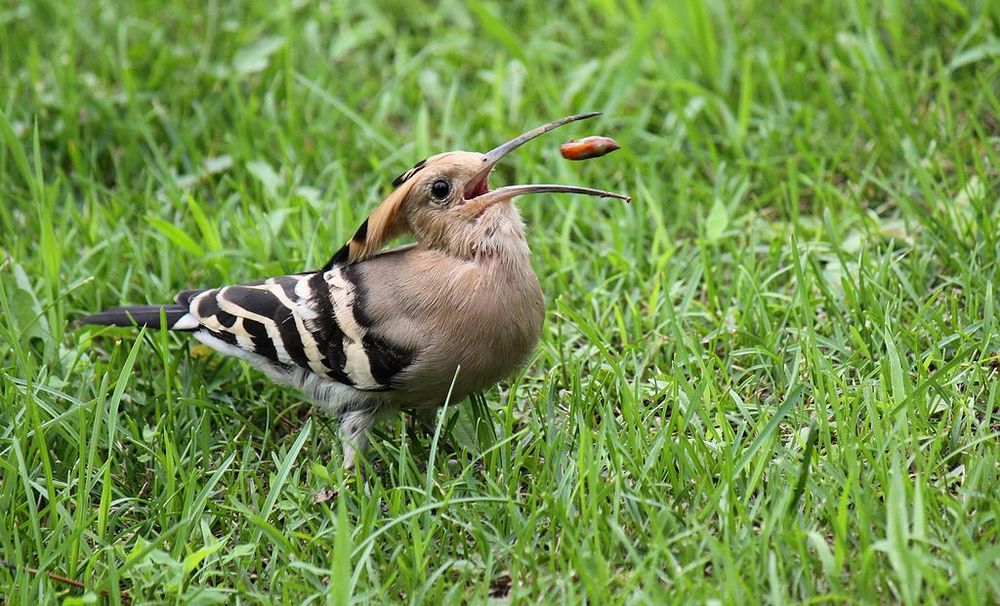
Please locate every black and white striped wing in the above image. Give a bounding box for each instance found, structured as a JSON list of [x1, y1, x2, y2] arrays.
[[179, 269, 414, 391]]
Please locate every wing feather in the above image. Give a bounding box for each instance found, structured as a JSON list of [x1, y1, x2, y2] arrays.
[[181, 269, 415, 392]]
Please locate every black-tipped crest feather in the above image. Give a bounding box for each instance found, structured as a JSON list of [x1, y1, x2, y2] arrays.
[[392, 158, 427, 187]]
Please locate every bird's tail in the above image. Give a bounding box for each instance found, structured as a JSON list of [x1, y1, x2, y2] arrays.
[[77, 305, 198, 331]]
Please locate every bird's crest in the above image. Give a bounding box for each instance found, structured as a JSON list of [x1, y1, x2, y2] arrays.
[[323, 169, 425, 270], [391, 157, 428, 187]]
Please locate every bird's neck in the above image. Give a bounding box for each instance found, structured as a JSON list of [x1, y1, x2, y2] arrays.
[[427, 203, 533, 267]]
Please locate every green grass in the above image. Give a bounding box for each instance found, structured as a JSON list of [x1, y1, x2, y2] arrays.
[[2, 0, 1000, 603]]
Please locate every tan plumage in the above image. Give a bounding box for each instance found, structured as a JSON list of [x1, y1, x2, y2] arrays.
[[79, 113, 629, 468]]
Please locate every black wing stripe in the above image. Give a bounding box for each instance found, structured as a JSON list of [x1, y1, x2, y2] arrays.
[[263, 277, 322, 372], [325, 361, 354, 385], [214, 290, 287, 365], [363, 332, 413, 388], [239, 318, 280, 365], [223, 287, 283, 320], [269, 276, 299, 302], [273, 305, 311, 369], [341, 264, 375, 328], [202, 287, 294, 367], [196, 292, 218, 317], [177, 288, 208, 306], [196, 292, 238, 328], [329, 266, 415, 390], [208, 328, 239, 346], [306, 271, 354, 386], [217, 309, 238, 328]]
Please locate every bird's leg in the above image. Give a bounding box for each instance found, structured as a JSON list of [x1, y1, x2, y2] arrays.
[[339, 408, 379, 470], [406, 406, 440, 437], [405, 405, 461, 459]]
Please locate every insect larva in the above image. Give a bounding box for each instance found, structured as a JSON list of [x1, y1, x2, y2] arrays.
[[559, 136, 621, 160]]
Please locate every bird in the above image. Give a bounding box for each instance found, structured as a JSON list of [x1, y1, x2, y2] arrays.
[[78, 112, 630, 469]]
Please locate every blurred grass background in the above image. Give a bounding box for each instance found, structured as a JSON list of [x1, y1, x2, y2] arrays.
[[1, 0, 999, 602]]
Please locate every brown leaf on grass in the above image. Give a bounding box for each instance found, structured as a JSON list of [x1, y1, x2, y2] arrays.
[[312, 487, 338, 504], [489, 571, 512, 598]]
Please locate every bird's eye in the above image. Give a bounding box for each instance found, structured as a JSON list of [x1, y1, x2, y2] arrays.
[[431, 180, 451, 200]]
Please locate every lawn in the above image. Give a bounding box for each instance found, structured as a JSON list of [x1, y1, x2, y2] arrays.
[[2, 0, 999, 603]]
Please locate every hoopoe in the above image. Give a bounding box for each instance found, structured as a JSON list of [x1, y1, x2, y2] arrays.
[[79, 113, 629, 469]]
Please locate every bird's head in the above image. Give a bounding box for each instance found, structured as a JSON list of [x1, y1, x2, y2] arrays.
[[327, 113, 629, 266]]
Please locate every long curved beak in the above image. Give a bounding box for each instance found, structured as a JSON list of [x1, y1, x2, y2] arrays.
[[473, 184, 630, 205]]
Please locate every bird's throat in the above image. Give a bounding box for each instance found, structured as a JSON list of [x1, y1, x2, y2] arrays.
[[454, 203, 531, 264]]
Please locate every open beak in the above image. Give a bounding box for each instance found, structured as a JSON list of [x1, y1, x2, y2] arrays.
[[463, 112, 630, 204]]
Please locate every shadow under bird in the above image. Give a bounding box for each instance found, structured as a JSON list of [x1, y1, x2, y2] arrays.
[[79, 113, 630, 468]]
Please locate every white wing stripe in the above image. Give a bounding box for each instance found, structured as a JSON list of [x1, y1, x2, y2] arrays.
[[327, 268, 378, 390], [257, 281, 325, 371], [212, 288, 294, 365]]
